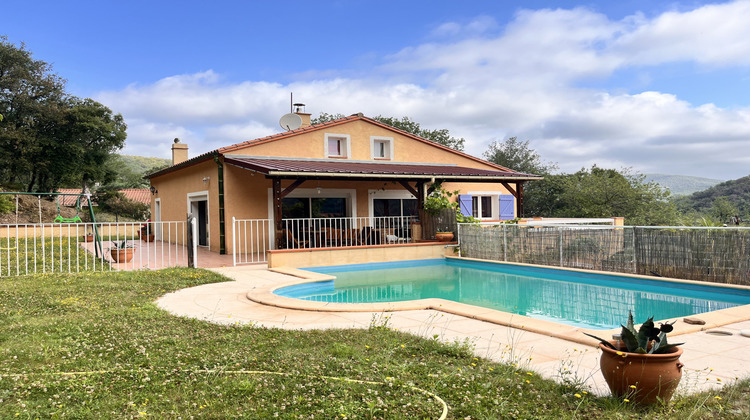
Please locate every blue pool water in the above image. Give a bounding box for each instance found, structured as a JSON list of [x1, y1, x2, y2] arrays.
[[275, 259, 750, 330]]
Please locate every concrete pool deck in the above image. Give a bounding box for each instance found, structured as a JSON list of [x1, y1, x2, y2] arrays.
[[156, 264, 750, 397]]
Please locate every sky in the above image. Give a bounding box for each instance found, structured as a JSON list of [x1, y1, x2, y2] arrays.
[[3, 0, 750, 180]]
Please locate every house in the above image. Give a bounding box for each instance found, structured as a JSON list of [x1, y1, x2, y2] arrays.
[[147, 112, 542, 254]]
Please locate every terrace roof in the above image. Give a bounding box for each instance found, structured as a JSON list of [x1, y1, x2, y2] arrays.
[[223, 156, 542, 182]]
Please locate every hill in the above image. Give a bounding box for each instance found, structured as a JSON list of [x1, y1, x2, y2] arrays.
[[111, 155, 171, 188], [644, 174, 723, 196], [674, 175, 750, 216], [118, 155, 171, 175]]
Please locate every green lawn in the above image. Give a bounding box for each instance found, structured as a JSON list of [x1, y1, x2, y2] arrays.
[[1, 269, 748, 419]]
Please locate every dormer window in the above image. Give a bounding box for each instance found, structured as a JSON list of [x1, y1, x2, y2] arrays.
[[371, 136, 393, 160], [325, 133, 350, 158]]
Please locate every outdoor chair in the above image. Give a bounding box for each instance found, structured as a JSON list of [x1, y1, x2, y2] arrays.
[[285, 229, 309, 249], [356, 226, 377, 245], [325, 228, 343, 247]]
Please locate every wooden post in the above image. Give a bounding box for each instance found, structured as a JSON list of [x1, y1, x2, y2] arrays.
[[417, 181, 425, 212]]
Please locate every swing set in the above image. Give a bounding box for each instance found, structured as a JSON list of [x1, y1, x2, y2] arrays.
[[0, 191, 103, 257], [53, 195, 83, 223]]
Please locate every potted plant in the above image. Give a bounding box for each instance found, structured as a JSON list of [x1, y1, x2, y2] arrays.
[[139, 221, 154, 242], [83, 233, 94, 242], [110, 240, 135, 263], [584, 312, 684, 405], [423, 183, 458, 241], [435, 226, 455, 242]]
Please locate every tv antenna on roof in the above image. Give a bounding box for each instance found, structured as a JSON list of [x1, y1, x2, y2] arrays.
[[280, 92, 303, 131], [279, 113, 303, 131]]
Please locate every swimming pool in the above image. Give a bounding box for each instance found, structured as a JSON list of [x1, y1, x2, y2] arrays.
[[274, 258, 750, 330]]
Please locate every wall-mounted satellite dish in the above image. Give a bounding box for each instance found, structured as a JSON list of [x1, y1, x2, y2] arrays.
[[279, 113, 303, 131]]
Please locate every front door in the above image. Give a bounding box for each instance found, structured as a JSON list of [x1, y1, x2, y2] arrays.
[[196, 200, 208, 246], [189, 196, 209, 247]]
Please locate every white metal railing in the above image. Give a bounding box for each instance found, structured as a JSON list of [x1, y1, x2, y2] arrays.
[[281, 216, 417, 249], [0, 221, 189, 276], [233, 218, 273, 264], [523, 218, 616, 227]]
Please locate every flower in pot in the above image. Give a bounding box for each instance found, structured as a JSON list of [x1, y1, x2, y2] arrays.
[[435, 226, 454, 242], [584, 312, 684, 405], [110, 240, 135, 263], [139, 221, 155, 242]]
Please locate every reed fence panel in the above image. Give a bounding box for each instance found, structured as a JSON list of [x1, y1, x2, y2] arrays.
[[459, 224, 750, 285]]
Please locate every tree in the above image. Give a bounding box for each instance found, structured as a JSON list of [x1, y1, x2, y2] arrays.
[[525, 166, 681, 225], [310, 112, 346, 125], [373, 116, 465, 151], [483, 136, 557, 175], [481, 138, 681, 225], [311, 113, 465, 151], [0, 37, 126, 192], [0, 37, 67, 189], [483, 136, 560, 219], [710, 197, 738, 224]]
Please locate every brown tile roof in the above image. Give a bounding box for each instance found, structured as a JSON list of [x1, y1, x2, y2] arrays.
[[223, 157, 541, 181], [120, 189, 151, 205], [57, 189, 91, 206], [56, 189, 150, 206]]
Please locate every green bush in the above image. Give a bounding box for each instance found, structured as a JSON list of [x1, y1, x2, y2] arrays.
[[0, 195, 13, 215]]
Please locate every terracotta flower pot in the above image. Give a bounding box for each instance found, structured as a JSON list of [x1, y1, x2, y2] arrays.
[[140, 233, 155, 242], [599, 342, 683, 405], [110, 248, 134, 263], [84, 234, 94, 242], [435, 232, 454, 242]]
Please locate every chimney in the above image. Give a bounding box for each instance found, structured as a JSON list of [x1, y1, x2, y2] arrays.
[[293, 103, 311, 128], [171, 138, 188, 165]]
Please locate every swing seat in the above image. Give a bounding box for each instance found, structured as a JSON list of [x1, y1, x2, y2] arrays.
[[53, 215, 82, 223]]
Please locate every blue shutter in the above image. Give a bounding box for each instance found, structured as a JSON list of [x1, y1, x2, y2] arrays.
[[458, 194, 473, 217], [499, 195, 514, 220]]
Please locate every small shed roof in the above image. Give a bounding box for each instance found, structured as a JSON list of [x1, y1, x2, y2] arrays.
[[56, 189, 150, 206]]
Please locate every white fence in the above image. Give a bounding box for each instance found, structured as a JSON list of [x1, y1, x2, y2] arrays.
[[232, 218, 273, 264], [231, 215, 418, 265], [281, 215, 417, 249], [0, 221, 190, 277]]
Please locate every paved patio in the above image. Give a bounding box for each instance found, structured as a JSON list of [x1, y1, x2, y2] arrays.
[[156, 264, 750, 398], [80, 239, 235, 270]]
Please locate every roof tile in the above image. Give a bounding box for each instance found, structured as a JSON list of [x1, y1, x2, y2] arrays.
[[224, 157, 540, 180]]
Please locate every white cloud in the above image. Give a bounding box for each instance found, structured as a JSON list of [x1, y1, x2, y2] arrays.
[[99, 1, 750, 180], [430, 16, 499, 38], [612, 0, 750, 67]]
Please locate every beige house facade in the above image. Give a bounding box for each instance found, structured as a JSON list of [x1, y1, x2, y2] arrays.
[[147, 113, 541, 254]]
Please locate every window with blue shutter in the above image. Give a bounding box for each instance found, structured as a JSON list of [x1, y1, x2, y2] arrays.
[[499, 195, 514, 220], [458, 194, 473, 217]]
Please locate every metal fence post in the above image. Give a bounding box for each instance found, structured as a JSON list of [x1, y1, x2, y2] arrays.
[[232, 217, 236, 266], [503, 224, 507, 261], [559, 228, 564, 267], [186, 214, 196, 268]]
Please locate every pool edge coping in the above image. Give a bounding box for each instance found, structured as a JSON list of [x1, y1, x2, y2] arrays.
[[254, 257, 750, 347]]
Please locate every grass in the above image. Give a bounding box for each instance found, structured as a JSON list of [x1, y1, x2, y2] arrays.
[[1, 269, 748, 419]]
